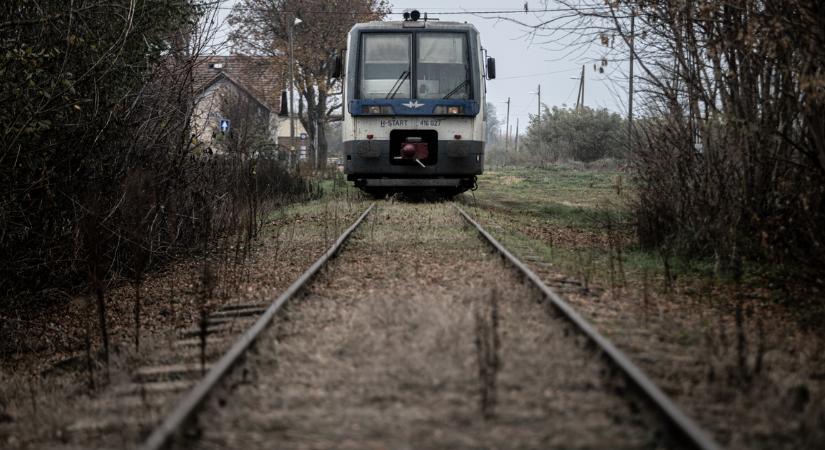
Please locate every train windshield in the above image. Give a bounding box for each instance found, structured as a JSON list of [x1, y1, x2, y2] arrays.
[[359, 34, 411, 99], [358, 32, 471, 100], [417, 33, 469, 99]]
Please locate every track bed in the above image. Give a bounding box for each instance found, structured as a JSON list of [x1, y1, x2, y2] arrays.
[[189, 203, 658, 449]]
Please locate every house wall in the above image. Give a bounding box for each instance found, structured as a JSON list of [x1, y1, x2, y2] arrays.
[[191, 82, 228, 152], [277, 115, 310, 161], [192, 80, 274, 154], [191, 77, 310, 159], [276, 116, 308, 146]]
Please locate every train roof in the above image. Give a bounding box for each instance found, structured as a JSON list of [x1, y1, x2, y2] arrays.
[[350, 20, 479, 33]]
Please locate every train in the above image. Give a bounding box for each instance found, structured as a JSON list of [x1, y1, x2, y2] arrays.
[[339, 10, 496, 197]]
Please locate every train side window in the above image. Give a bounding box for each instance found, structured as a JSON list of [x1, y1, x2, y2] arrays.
[[359, 33, 411, 99]]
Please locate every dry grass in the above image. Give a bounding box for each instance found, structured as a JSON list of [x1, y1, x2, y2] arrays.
[[191, 202, 661, 449], [461, 166, 825, 449], [476, 216, 825, 449], [0, 196, 368, 449]]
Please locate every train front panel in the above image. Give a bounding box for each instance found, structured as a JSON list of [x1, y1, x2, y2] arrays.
[[342, 19, 490, 193]]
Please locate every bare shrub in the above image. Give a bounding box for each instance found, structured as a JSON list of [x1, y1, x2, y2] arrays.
[[474, 288, 501, 420], [0, 1, 318, 365], [621, 1, 825, 287], [502, 1, 824, 291]]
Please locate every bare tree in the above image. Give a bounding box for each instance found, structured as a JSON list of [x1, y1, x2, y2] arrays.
[[228, 0, 389, 169], [0, 1, 317, 369], [482, 1, 825, 285]]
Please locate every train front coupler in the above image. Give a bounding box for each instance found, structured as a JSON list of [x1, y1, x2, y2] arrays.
[[393, 136, 428, 167]]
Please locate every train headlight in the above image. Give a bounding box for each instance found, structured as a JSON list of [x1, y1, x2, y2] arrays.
[[434, 105, 463, 115], [361, 105, 394, 114]]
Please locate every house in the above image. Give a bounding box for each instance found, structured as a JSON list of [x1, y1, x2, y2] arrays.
[[191, 55, 307, 156]]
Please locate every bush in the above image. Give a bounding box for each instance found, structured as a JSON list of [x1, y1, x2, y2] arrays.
[[0, 2, 315, 317], [628, 1, 825, 286], [517, 106, 628, 166]]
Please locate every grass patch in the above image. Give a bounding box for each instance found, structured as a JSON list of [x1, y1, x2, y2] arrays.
[[264, 171, 366, 222], [461, 165, 707, 291], [463, 165, 820, 323], [472, 166, 624, 229]]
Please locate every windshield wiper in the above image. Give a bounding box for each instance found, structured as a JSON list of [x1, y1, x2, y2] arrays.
[[386, 70, 410, 99], [443, 80, 469, 99]]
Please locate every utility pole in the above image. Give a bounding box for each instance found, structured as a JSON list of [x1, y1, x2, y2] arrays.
[[289, 17, 302, 165], [628, 7, 635, 153], [504, 96, 511, 153], [514, 118, 519, 153], [537, 84, 541, 118], [313, 117, 319, 170], [575, 65, 585, 112]]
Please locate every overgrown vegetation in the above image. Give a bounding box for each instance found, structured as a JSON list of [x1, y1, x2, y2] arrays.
[[485, 105, 626, 167], [519, 106, 627, 165], [623, 1, 825, 288], [465, 162, 825, 450], [490, 0, 825, 291], [0, 1, 317, 363], [466, 166, 637, 286]]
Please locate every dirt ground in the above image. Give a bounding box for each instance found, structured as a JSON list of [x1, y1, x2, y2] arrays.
[[464, 202, 825, 450], [4, 188, 820, 449], [0, 197, 366, 449], [190, 202, 669, 450]]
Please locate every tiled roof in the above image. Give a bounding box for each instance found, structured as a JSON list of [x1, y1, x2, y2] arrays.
[[193, 55, 287, 111]]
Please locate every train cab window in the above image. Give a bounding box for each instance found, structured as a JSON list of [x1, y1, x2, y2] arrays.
[[417, 33, 469, 99], [359, 33, 411, 99]]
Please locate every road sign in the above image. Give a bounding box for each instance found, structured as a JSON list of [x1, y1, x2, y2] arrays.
[[220, 119, 230, 134], [300, 132, 307, 140]]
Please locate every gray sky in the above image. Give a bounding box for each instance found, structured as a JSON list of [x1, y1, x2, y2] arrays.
[[210, 1, 629, 133], [394, 1, 628, 131]]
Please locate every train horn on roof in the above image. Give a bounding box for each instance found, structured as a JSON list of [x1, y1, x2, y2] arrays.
[[403, 10, 420, 21]]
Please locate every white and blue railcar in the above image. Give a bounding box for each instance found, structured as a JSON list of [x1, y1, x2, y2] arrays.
[[341, 11, 496, 196]]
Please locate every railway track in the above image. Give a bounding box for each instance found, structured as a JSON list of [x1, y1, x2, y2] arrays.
[[455, 205, 720, 450], [138, 201, 720, 450]]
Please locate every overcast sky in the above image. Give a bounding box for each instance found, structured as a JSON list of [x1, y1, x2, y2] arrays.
[[210, 0, 630, 133], [394, 1, 629, 131]]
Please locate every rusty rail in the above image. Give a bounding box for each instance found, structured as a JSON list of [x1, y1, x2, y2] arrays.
[[140, 203, 375, 450], [455, 204, 721, 450]]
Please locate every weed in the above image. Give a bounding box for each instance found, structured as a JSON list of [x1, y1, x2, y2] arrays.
[[475, 288, 501, 420], [198, 262, 215, 376], [734, 297, 765, 391]]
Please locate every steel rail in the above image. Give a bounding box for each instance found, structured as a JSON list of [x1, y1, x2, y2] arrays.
[[455, 204, 721, 450], [140, 203, 375, 450]]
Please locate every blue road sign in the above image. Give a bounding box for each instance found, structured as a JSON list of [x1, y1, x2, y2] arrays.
[[300, 132, 307, 140], [220, 119, 230, 134]]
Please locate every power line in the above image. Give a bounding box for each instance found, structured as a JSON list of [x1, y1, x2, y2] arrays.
[[394, 8, 588, 15], [209, 6, 592, 15], [495, 68, 580, 80]]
